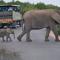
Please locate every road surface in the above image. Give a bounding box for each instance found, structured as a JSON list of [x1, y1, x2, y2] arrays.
[[0, 27, 60, 60]]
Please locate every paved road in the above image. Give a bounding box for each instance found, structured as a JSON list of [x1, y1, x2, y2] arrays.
[[0, 27, 60, 60]]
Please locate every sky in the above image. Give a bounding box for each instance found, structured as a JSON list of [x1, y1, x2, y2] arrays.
[[4, 0, 60, 7]]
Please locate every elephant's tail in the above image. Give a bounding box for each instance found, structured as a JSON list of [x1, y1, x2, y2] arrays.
[[51, 13, 60, 24]]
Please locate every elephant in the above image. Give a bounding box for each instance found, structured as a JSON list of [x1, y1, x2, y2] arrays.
[[17, 9, 60, 42], [0, 28, 15, 42]]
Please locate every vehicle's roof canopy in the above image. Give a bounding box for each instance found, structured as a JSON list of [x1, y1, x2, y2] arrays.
[[0, 5, 20, 7], [0, 5, 20, 12]]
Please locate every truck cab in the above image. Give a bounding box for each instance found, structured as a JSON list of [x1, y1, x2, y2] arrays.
[[0, 5, 22, 28]]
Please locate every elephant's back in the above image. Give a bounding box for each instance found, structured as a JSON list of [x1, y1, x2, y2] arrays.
[[23, 9, 56, 21], [23, 9, 55, 17], [23, 9, 56, 23]]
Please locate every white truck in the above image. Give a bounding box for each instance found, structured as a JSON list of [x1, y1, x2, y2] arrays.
[[0, 5, 22, 28]]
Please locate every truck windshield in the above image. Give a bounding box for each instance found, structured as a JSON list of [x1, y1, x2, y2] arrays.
[[0, 6, 20, 12]]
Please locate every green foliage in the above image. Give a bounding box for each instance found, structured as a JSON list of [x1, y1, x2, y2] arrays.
[[35, 3, 47, 9], [21, 3, 35, 13], [0, 1, 6, 5], [19, 2, 60, 14], [6, 1, 22, 5]]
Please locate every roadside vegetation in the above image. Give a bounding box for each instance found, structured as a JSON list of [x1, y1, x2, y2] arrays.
[[0, 1, 60, 14]]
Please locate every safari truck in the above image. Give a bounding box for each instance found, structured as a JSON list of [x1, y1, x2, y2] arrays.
[[0, 5, 22, 28]]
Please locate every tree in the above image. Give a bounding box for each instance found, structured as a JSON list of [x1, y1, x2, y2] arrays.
[[35, 3, 47, 9], [0, 1, 6, 5]]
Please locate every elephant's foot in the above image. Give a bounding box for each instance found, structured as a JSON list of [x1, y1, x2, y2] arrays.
[[6, 39, 9, 42], [45, 39, 49, 42], [26, 39, 32, 42], [6, 40, 8, 42], [3, 40, 5, 42], [9, 39, 12, 42], [17, 36, 21, 42]]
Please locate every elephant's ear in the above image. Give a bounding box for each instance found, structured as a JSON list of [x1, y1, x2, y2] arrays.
[[51, 13, 60, 24]]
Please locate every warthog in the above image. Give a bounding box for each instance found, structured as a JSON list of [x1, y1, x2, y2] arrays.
[[0, 28, 15, 42], [17, 9, 60, 42]]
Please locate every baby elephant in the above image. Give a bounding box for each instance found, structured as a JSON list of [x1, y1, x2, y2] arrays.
[[0, 28, 15, 42]]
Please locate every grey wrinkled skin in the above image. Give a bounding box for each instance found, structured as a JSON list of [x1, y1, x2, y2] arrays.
[[17, 9, 60, 42], [0, 29, 15, 42]]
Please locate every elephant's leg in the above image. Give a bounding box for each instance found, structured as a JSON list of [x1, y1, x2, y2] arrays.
[[6, 36, 9, 42], [17, 31, 26, 41], [13, 33, 15, 39], [9, 35, 12, 42], [52, 26, 60, 42], [6, 35, 11, 42], [45, 27, 50, 41], [2, 36, 5, 42], [26, 31, 32, 42]]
